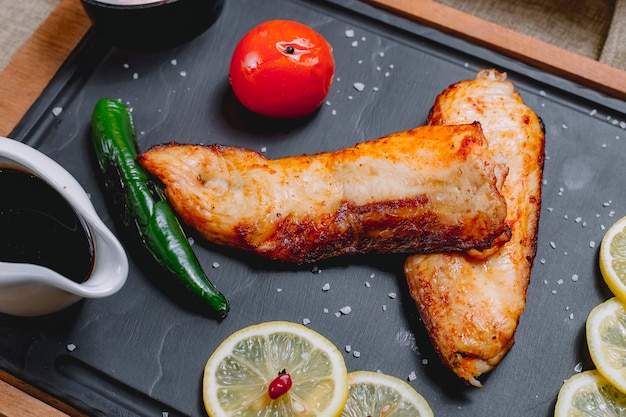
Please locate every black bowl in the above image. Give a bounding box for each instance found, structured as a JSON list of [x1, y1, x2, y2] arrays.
[[80, 0, 224, 51]]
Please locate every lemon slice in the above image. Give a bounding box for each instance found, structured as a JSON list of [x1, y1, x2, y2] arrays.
[[554, 370, 626, 416], [600, 216, 626, 302], [341, 371, 433, 417], [586, 297, 626, 394], [203, 321, 348, 417]]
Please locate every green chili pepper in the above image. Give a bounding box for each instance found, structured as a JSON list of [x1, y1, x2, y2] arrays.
[[91, 98, 229, 317]]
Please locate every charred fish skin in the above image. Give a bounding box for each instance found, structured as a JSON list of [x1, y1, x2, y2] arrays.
[[405, 69, 545, 387], [138, 123, 510, 264]]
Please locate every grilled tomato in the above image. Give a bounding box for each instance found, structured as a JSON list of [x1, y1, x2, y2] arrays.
[[229, 20, 335, 118]]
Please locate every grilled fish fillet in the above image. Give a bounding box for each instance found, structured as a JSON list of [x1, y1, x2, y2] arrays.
[[405, 69, 545, 386], [138, 124, 510, 264]]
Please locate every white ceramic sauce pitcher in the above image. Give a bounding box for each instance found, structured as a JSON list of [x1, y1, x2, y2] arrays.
[[0, 137, 128, 316]]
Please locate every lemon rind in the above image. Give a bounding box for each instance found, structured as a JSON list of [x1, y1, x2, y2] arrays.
[[203, 321, 348, 417]]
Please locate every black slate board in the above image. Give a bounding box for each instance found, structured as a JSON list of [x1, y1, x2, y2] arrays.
[[2, 0, 626, 415]]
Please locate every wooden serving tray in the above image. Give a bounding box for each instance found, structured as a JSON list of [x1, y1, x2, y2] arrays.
[[1, 0, 625, 416]]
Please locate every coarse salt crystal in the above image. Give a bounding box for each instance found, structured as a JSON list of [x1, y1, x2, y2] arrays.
[[574, 362, 583, 372], [569, 313, 574, 320], [365, 281, 371, 288], [302, 318, 311, 326], [52, 107, 63, 117], [345, 29, 355, 38], [353, 351, 361, 358], [382, 305, 387, 312], [408, 371, 417, 381], [339, 306, 352, 315], [353, 82, 365, 91], [589, 109, 597, 116], [422, 358, 429, 365], [388, 292, 397, 299], [322, 283, 330, 291], [133, 72, 139, 79], [550, 241, 556, 249], [335, 312, 341, 317], [180, 71, 187, 77], [345, 345, 352, 352], [170, 59, 177, 66], [67, 343, 76, 352], [590, 241, 596, 248], [260, 146, 267, 153], [277, 288, 282, 292], [557, 279, 564, 285], [571, 274, 579, 282], [323, 308, 329, 313], [351, 40, 358, 47], [212, 261, 220, 268]]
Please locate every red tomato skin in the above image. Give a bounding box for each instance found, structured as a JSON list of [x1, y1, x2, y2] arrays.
[[229, 20, 335, 118]]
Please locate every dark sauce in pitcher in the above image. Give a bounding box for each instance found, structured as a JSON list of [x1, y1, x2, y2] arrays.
[[0, 168, 95, 283]]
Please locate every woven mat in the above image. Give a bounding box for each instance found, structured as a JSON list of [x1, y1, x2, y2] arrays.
[[435, 0, 626, 71], [0, 0, 61, 72]]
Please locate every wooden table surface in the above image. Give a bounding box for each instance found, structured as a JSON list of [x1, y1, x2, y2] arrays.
[[1, 0, 625, 415]]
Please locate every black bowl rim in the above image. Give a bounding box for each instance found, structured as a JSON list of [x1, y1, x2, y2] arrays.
[[80, 0, 175, 10]]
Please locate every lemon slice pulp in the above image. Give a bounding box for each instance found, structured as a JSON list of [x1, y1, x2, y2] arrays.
[[600, 216, 626, 302], [203, 321, 348, 417], [340, 371, 433, 417], [586, 297, 626, 394], [555, 370, 626, 416]]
